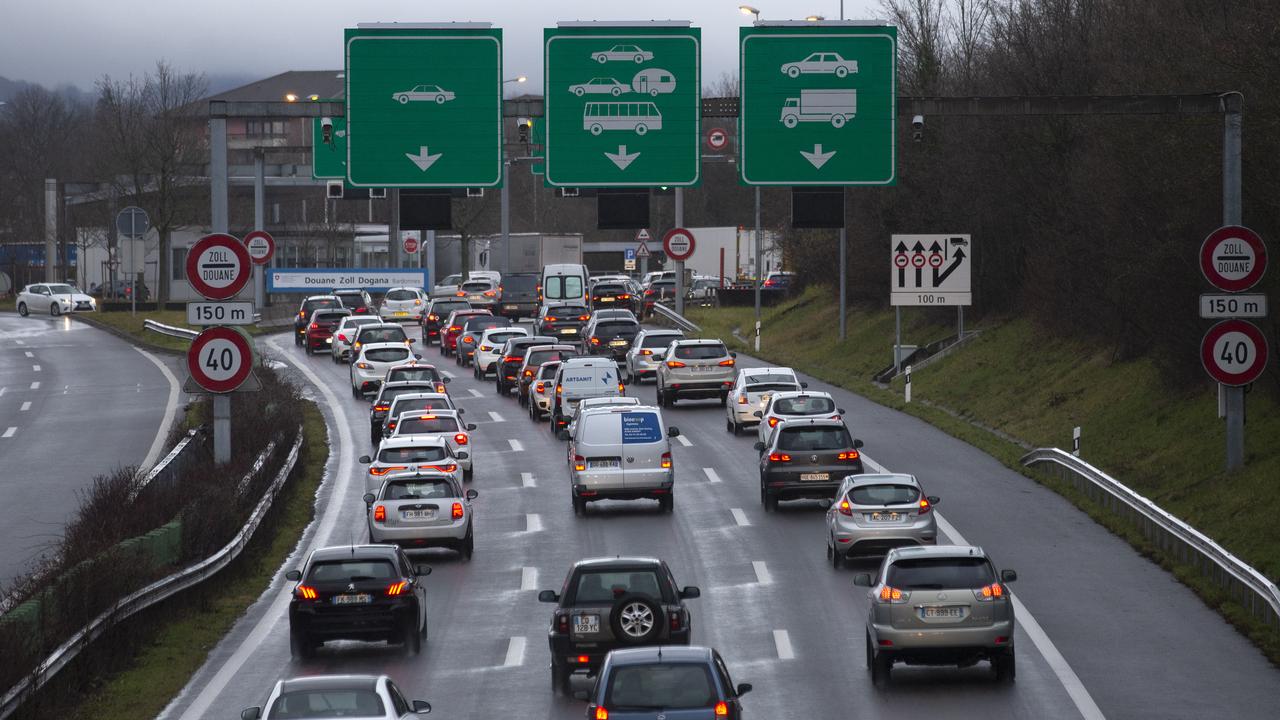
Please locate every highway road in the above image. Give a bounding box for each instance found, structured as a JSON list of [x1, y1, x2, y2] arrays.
[[0, 314, 180, 586], [159, 327, 1277, 720]]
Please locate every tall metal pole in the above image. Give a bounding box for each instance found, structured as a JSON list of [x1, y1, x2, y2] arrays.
[[838, 226, 847, 340], [674, 188, 685, 316], [753, 186, 762, 352], [1222, 98, 1244, 472], [894, 307, 902, 375], [253, 150, 265, 309], [44, 179, 57, 282], [389, 189, 402, 269], [500, 152, 510, 248], [209, 115, 231, 466]]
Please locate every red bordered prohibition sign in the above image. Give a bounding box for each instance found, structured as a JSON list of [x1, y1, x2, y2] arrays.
[[188, 326, 254, 393]]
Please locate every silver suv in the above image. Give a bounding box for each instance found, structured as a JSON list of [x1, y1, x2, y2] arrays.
[[855, 545, 1018, 686], [826, 473, 939, 565], [655, 339, 736, 407]]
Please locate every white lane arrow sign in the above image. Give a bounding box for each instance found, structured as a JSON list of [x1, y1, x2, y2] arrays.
[[405, 146, 443, 172], [605, 145, 640, 171], [800, 144, 836, 169]]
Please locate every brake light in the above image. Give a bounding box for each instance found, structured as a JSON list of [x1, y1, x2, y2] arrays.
[[578, 315, 591, 321], [374, 404, 390, 412], [670, 612, 682, 631], [456, 291, 466, 297], [374, 505, 386, 521], [309, 322, 318, 330], [619, 294, 630, 300], [768, 417, 780, 428], [524, 369, 534, 378], [503, 355, 521, 363], [557, 613, 569, 633], [483, 290, 496, 297], [878, 586, 907, 603], [543, 315, 558, 322], [661, 452, 672, 469], [435, 464, 458, 473], [454, 432, 469, 445], [837, 450, 860, 461], [838, 499, 853, 516], [536, 381, 545, 393], [451, 502, 464, 519], [618, 383, 625, 393], [462, 336, 475, 344], [436, 383, 447, 393], [737, 393, 748, 404], [414, 299, 422, 305], [644, 289, 655, 296], [918, 497, 932, 514], [337, 333, 347, 342], [768, 452, 791, 462], [718, 358, 736, 367], [556, 384, 563, 396], [715, 701, 729, 717], [386, 580, 408, 596], [369, 465, 408, 476], [666, 360, 686, 368], [428, 314, 438, 321], [480, 344, 492, 351], [574, 455, 586, 471], [295, 585, 318, 600], [298, 310, 306, 319], [595, 707, 608, 720], [640, 349, 653, 356], [590, 337, 600, 345], [356, 362, 372, 370], [976, 583, 1005, 601], [449, 325, 461, 332]]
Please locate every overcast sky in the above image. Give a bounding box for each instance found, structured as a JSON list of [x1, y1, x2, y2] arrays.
[[2, 0, 880, 91]]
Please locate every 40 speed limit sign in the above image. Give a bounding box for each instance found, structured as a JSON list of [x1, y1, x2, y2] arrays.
[[188, 326, 255, 393], [1201, 319, 1269, 387]]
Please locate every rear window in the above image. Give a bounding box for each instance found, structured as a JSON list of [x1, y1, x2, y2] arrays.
[[461, 281, 493, 291], [270, 689, 385, 719], [311, 311, 348, 325], [341, 317, 380, 330], [384, 479, 455, 500], [545, 274, 584, 300], [386, 367, 441, 383], [606, 664, 716, 710], [465, 317, 510, 332], [365, 347, 410, 362], [303, 298, 340, 312], [378, 446, 449, 463], [744, 373, 796, 387], [307, 559, 397, 582], [642, 333, 682, 348], [526, 349, 572, 367], [539, 362, 561, 379], [673, 344, 727, 360], [594, 283, 627, 294], [485, 331, 525, 345], [773, 396, 836, 415], [572, 570, 665, 605], [397, 415, 461, 434], [850, 484, 920, 506], [335, 293, 367, 308], [504, 275, 539, 292], [886, 557, 995, 590], [390, 397, 451, 416], [358, 327, 408, 344], [385, 289, 418, 301], [431, 301, 468, 314], [595, 321, 639, 336], [778, 426, 852, 451], [547, 305, 589, 319]]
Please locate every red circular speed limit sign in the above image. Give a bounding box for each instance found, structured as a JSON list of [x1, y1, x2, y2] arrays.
[[187, 233, 252, 300], [1200, 225, 1267, 292], [187, 326, 254, 393], [663, 228, 696, 262], [243, 230, 275, 265], [1201, 319, 1269, 386]]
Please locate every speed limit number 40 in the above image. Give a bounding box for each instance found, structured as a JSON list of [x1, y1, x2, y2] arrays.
[[188, 326, 254, 393], [1201, 319, 1269, 387]]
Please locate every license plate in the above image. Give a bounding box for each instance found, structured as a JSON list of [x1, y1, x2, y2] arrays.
[[504, 304, 518, 310], [589, 459, 621, 469], [800, 472, 830, 481], [609, 339, 627, 346], [332, 594, 372, 605], [561, 328, 578, 335], [922, 606, 966, 619], [869, 512, 903, 522], [469, 295, 485, 301], [574, 614, 600, 633], [599, 297, 614, 302], [395, 311, 409, 316], [403, 509, 436, 520]]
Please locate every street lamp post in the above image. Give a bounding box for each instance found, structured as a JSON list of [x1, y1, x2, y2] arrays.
[[499, 76, 527, 262]]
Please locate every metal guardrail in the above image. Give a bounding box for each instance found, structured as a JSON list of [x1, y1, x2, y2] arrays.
[[143, 319, 199, 340], [0, 429, 304, 720], [127, 428, 202, 502], [1022, 448, 1280, 628], [651, 303, 701, 334]]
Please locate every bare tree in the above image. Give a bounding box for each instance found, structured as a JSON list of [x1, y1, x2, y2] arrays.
[[881, 0, 948, 93], [703, 71, 739, 98], [0, 86, 86, 247]]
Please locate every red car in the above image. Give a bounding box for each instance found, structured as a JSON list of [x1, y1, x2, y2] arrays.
[[304, 309, 352, 354], [439, 309, 492, 358]]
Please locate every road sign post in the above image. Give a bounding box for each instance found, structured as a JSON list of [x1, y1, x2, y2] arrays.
[[115, 206, 150, 316], [345, 24, 503, 188], [890, 234, 972, 374], [636, 229, 652, 275], [544, 23, 701, 187]]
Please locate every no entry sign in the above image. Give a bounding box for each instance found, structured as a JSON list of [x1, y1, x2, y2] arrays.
[[1200, 225, 1267, 292], [403, 234, 419, 254], [243, 230, 275, 265], [186, 233, 252, 300], [187, 326, 254, 393], [1201, 319, 1269, 386], [663, 228, 696, 262]]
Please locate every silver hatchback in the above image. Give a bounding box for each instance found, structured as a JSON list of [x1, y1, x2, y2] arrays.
[[826, 473, 938, 565]]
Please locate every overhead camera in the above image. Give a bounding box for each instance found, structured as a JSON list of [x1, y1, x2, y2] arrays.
[[911, 115, 924, 142], [321, 117, 334, 145]]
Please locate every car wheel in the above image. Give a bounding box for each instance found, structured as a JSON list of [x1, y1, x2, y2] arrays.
[[461, 526, 474, 560], [659, 492, 673, 513], [733, 420, 742, 436], [17, 302, 27, 317], [609, 594, 664, 645], [763, 488, 778, 512], [402, 616, 422, 655], [831, 537, 842, 569], [994, 650, 1016, 683], [573, 495, 587, 516], [871, 644, 892, 687], [551, 662, 570, 694], [290, 629, 314, 659], [50, 304, 61, 317], [719, 392, 728, 407], [787, 66, 801, 78], [519, 392, 528, 408], [726, 418, 734, 433], [463, 466, 474, 483], [836, 66, 848, 78], [294, 333, 302, 346]]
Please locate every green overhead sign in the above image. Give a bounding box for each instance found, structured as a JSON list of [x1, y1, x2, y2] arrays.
[[344, 25, 503, 188], [544, 24, 701, 187], [311, 116, 346, 179], [739, 24, 897, 185]]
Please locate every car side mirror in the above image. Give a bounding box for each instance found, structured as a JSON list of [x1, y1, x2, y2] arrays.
[[358, 455, 371, 464], [442, 377, 451, 383], [853, 439, 865, 449], [667, 426, 680, 438], [730, 351, 738, 358], [411, 700, 432, 714], [466, 423, 477, 431], [838, 408, 846, 414], [800, 381, 809, 388], [557, 430, 571, 441], [927, 495, 940, 505], [853, 573, 873, 587], [285, 570, 301, 581], [1001, 569, 1018, 583], [752, 410, 762, 418], [753, 441, 765, 452], [415, 354, 423, 360], [455, 451, 470, 460], [736, 683, 753, 697], [679, 586, 700, 599], [458, 408, 466, 414], [362, 493, 376, 505], [416, 564, 432, 576], [538, 590, 559, 603], [466, 489, 479, 501], [241, 707, 262, 720]]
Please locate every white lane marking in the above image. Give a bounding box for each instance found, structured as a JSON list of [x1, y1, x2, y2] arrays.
[[31, 365, 41, 372], [24, 351, 33, 358], [703, 467, 722, 484], [730, 508, 750, 526], [772, 629, 795, 660], [134, 347, 181, 471], [173, 338, 359, 720], [503, 636, 527, 667], [489, 411, 505, 423], [469, 388, 484, 398], [0, 387, 6, 397], [752, 561, 772, 584], [508, 438, 523, 452], [15, 340, 24, 345], [20, 401, 31, 412], [29, 381, 39, 390], [865, 451, 1105, 720], [521, 472, 536, 488], [526, 513, 543, 532], [520, 566, 538, 591], [674, 434, 692, 447], [2, 427, 16, 438]]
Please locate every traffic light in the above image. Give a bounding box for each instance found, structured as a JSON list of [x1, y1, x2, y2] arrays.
[[517, 117, 532, 144]]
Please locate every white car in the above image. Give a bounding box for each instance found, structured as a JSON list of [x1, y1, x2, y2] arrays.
[[360, 435, 465, 492], [388, 409, 475, 481], [474, 326, 530, 379], [756, 390, 842, 444], [623, 329, 684, 383], [364, 471, 478, 558], [379, 287, 427, 322], [351, 343, 417, 398], [16, 283, 96, 316], [592, 45, 653, 63], [331, 315, 383, 363], [726, 367, 805, 435], [569, 78, 629, 96], [431, 274, 463, 298], [527, 360, 562, 422], [392, 84, 456, 104], [781, 52, 859, 78], [240, 674, 431, 720]]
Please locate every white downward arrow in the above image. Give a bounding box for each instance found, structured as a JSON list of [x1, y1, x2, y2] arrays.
[[605, 145, 640, 170], [405, 146, 443, 172], [800, 143, 836, 169]]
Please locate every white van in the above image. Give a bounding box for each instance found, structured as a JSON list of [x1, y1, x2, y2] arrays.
[[550, 357, 624, 431], [541, 263, 590, 306], [565, 405, 680, 514]]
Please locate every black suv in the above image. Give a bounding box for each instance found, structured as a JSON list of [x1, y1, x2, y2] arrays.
[[536, 302, 591, 341], [294, 295, 342, 346], [421, 298, 471, 344], [538, 557, 701, 694], [495, 336, 557, 395], [584, 316, 641, 360], [497, 272, 541, 319], [285, 544, 430, 658], [756, 418, 865, 511], [590, 281, 638, 314]]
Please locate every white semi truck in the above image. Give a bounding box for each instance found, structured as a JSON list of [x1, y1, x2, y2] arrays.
[[780, 89, 857, 128]]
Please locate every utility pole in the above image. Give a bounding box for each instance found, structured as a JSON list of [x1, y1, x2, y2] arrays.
[[675, 188, 685, 316], [1222, 94, 1244, 472], [44, 179, 57, 282], [253, 149, 265, 308], [389, 189, 401, 269], [209, 114, 231, 465], [753, 187, 762, 352]]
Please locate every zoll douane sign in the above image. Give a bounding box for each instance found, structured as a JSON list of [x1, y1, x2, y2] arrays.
[[243, 230, 275, 265], [1200, 225, 1267, 292], [187, 326, 255, 393], [663, 227, 695, 261], [186, 233, 252, 300]]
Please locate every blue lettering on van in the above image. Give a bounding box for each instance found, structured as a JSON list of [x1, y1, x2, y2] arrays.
[[621, 412, 663, 444]]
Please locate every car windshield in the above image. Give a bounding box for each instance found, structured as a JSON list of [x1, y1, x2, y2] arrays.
[[365, 348, 410, 363], [595, 321, 639, 337], [378, 446, 449, 463], [503, 275, 539, 292], [384, 479, 454, 500], [385, 289, 418, 301], [673, 344, 727, 360], [359, 327, 407, 344], [850, 484, 920, 506], [778, 426, 852, 451], [269, 689, 385, 719], [606, 663, 717, 710], [539, 363, 561, 379], [390, 398, 451, 417], [307, 559, 397, 582], [642, 333, 682, 348], [386, 368, 441, 383], [886, 557, 995, 590], [545, 275, 583, 300], [397, 415, 460, 434], [47, 284, 76, 294], [774, 396, 835, 415], [573, 570, 664, 605]]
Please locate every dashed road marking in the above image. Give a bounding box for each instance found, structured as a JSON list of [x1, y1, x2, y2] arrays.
[[32, 365, 41, 372], [15, 340, 24, 346], [469, 388, 484, 398], [503, 636, 527, 667], [752, 561, 772, 584], [508, 439, 523, 452], [520, 566, 538, 591], [24, 351, 33, 358], [29, 381, 40, 390], [703, 467, 722, 484], [521, 472, 536, 488], [20, 402, 31, 412], [489, 411, 505, 423], [674, 434, 693, 447], [730, 508, 750, 526], [773, 629, 795, 659], [525, 513, 543, 532], [2, 427, 16, 438]]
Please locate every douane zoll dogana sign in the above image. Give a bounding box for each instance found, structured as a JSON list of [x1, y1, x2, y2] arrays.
[[268, 268, 428, 292]]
